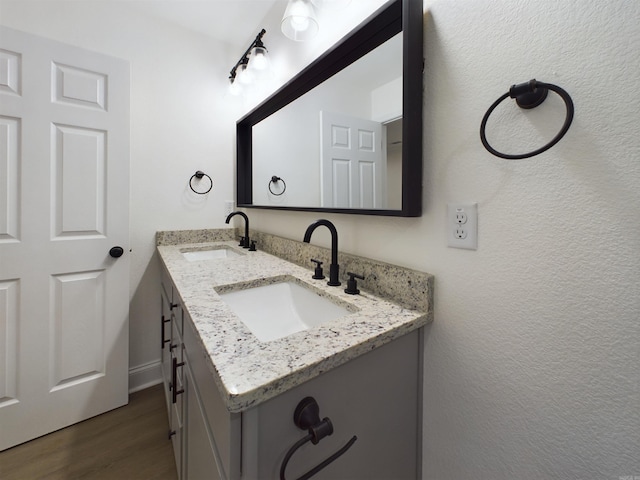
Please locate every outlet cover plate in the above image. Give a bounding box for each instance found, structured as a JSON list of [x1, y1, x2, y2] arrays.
[[447, 203, 478, 250]]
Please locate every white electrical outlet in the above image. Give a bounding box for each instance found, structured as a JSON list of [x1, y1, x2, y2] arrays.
[[224, 200, 235, 216], [447, 203, 477, 250]]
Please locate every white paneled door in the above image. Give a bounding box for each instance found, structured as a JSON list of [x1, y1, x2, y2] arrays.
[[320, 111, 385, 209], [0, 27, 130, 450]]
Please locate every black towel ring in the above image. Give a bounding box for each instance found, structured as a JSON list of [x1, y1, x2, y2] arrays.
[[269, 175, 287, 196], [280, 397, 357, 480], [189, 170, 213, 194], [480, 79, 574, 159]]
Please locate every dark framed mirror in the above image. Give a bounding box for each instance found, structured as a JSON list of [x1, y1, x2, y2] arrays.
[[236, 0, 422, 217]]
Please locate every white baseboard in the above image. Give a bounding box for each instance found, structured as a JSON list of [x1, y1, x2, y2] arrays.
[[128, 360, 162, 393]]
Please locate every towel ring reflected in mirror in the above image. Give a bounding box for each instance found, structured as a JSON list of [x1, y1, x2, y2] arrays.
[[268, 176, 287, 196]]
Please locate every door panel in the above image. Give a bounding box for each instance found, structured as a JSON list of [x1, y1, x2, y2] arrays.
[[50, 270, 105, 390], [52, 123, 106, 237], [0, 48, 21, 96], [0, 26, 130, 451], [52, 62, 107, 110], [0, 279, 18, 407], [331, 159, 350, 208], [0, 115, 20, 242]]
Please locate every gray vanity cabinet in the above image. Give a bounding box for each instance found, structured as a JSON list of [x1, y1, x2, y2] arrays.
[[161, 267, 242, 480], [160, 267, 421, 479], [182, 304, 242, 479], [240, 330, 421, 479], [160, 268, 185, 477], [170, 320, 184, 477], [160, 273, 172, 390]]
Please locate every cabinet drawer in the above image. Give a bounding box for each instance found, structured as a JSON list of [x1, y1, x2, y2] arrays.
[[172, 304, 183, 336], [183, 315, 241, 479], [170, 398, 183, 479], [160, 263, 173, 305], [184, 360, 223, 480], [161, 263, 184, 335]]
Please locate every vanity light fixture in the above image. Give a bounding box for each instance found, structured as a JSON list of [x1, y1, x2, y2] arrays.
[[228, 29, 270, 96], [281, 0, 319, 41]]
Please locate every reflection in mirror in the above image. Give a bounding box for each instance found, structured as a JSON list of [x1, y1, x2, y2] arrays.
[[252, 33, 402, 209], [236, 0, 423, 217]]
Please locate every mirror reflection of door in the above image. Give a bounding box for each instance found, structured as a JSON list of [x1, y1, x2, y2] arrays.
[[320, 111, 385, 209]]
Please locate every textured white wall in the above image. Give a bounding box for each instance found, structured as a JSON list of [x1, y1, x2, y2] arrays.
[[418, 1, 640, 478], [245, 0, 640, 478], [0, 0, 241, 376], [2, 0, 638, 477]]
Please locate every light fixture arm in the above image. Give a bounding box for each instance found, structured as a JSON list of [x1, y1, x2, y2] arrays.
[[229, 29, 267, 82]]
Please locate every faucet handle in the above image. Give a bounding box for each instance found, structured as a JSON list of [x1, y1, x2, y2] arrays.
[[310, 259, 325, 280], [344, 272, 365, 295], [249, 240, 257, 251], [238, 236, 245, 247]]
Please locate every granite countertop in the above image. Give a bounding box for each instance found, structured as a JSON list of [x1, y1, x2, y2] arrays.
[[157, 240, 430, 413]]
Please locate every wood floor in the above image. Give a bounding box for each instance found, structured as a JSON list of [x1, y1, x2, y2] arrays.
[[0, 384, 178, 480]]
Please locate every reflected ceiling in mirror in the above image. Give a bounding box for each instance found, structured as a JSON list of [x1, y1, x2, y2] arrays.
[[236, 0, 423, 216]]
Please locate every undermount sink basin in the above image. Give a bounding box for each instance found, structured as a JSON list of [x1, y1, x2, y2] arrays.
[[216, 277, 353, 342], [181, 247, 242, 261]]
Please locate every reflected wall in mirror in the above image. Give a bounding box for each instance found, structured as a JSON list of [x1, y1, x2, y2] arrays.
[[253, 33, 402, 209], [237, 0, 423, 216]]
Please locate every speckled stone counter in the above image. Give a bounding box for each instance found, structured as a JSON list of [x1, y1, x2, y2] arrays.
[[157, 229, 433, 413]]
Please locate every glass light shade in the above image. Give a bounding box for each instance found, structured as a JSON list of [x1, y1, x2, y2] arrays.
[[229, 78, 243, 96], [248, 45, 270, 72], [237, 62, 254, 85], [281, 0, 319, 42]]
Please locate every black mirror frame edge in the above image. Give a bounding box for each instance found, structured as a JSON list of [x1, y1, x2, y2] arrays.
[[236, 0, 423, 217]]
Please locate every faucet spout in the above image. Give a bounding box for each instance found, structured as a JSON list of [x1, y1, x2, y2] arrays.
[[226, 211, 250, 248], [303, 219, 341, 286]]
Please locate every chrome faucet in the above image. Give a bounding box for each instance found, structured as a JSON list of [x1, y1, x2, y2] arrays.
[[225, 211, 251, 249], [303, 219, 341, 286]]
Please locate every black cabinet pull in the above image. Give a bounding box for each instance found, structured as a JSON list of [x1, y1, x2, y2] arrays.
[[161, 315, 171, 349], [172, 356, 185, 404]]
